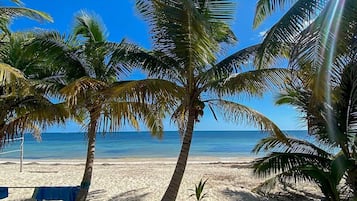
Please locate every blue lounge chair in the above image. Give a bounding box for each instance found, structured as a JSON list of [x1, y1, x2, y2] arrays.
[[32, 186, 80, 201], [0, 187, 8, 199]]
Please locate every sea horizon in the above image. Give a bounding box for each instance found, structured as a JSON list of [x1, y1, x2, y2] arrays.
[[0, 130, 310, 160]]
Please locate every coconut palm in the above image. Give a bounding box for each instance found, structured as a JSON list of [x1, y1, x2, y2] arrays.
[[252, 58, 357, 199], [0, 62, 68, 148], [0, 31, 69, 148], [253, 0, 357, 198], [0, 0, 60, 145], [32, 11, 178, 200], [117, 1, 289, 200]]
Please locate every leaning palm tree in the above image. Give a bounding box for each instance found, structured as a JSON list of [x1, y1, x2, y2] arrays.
[[117, 1, 289, 200], [32, 11, 177, 201]]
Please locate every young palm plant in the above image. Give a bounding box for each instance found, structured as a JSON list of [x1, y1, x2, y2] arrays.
[[117, 1, 289, 200], [189, 179, 208, 201], [32, 12, 178, 201]]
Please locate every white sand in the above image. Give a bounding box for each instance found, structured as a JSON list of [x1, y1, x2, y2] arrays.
[[0, 157, 322, 201]]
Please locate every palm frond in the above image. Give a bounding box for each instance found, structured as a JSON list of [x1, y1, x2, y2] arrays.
[[199, 44, 260, 83], [73, 11, 106, 43], [0, 62, 25, 84], [214, 68, 288, 96], [252, 135, 332, 158], [254, 0, 328, 69], [0, 7, 53, 23], [253, 0, 296, 28], [0, 97, 68, 148], [110, 41, 182, 81], [253, 152, 331, 178], [104, 101, 164, 137], [207, 99, 287, 141], [105, 79, 181, 107], [136, 0, 235, 71], [60, 76, 107, 106]]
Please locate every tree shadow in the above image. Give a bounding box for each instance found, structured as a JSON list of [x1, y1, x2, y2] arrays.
[[108, 188, 150, 201], [222, 186, 323, 201], [263, 190, 323, 201], [87, 189, 107, 201], [222, 188, 267, 201]]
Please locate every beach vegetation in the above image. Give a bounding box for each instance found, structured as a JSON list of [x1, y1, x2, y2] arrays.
[[252, 0, 357, 199], [189, 178, 208, 201], [30, 11, 178, 201], [119, 0, 290, 200], [0, 3, 67, 149]]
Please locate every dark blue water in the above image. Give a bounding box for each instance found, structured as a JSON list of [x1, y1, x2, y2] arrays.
[[0, 130, 308, 159]]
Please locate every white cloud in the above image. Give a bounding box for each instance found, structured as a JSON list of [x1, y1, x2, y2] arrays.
[[259, 30, 268, 37]]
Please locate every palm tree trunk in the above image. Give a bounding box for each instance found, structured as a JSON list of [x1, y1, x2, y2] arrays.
[[76, 112, 98, 201], [161, 108, 196, 201]]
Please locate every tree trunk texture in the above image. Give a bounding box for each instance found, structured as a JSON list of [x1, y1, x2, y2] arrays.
[[76, 112, 98, 201], [161, 108, 196, 201]]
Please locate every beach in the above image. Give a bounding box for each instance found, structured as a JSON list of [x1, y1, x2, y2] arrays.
[[0, 157, 322, 201]]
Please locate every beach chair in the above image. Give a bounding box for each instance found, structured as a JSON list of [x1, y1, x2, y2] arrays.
[[0, 187, 8, 199], [32, 186, 80, 201]]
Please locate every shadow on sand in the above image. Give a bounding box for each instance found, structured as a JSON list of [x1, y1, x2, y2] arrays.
[[222, 188, 323, 201], [108, 188, 150, 201]]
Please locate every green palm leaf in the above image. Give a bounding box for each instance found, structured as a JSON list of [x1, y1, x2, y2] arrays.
[[207, 99, 287, 141]]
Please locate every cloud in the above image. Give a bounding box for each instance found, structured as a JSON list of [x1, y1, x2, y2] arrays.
[[259, 30, 268, 37]]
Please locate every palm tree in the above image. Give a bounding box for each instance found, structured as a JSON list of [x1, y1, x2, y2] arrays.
[[252, 58, 357, 199], [32, 11, 178, 201], [0, 0, 60, 145], [253, 0, 357, 198], [0, 62, 68, 148], [118, 1, 289, 200], [0, 30, 70, 148]]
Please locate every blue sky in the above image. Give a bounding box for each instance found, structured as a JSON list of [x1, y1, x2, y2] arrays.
[[9, 0, 305, 132]]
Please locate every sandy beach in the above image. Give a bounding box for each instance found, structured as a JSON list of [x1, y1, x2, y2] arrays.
[[0, 157, 322, 201]]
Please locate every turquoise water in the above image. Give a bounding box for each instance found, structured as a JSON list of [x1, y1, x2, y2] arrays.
[[0, 130, 308, 159]]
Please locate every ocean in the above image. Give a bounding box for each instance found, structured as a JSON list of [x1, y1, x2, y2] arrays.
[[0, 130, 309, 159]]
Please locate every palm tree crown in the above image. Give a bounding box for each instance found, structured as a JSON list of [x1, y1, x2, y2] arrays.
[[117, 1, 289, 200]]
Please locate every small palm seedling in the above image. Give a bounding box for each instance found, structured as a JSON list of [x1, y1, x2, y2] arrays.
[[189, 179, 208, 201]]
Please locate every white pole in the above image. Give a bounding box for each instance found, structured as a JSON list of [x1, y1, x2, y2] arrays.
[[20, 134, 24, 172]]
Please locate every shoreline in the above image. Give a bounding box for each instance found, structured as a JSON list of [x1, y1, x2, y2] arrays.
[[0, 156, 255, 166]]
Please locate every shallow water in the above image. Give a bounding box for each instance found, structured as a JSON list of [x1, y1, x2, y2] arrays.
[[0, 130, 309, 159]]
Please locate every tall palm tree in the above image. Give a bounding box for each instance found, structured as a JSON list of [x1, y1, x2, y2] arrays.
[[0, 0, 59, 145], [32, 11, 178, 201], [119, 1, 289, 200]]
